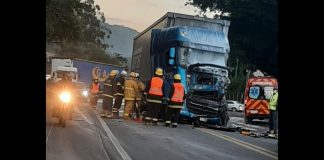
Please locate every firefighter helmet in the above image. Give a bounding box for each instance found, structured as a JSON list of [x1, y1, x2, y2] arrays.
[[129, 72, 136, 78], [174, 74, 181, 80], [155, 68, 163, 76]]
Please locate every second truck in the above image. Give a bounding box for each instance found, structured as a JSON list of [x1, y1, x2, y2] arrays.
[[131, 12, 232, 127]]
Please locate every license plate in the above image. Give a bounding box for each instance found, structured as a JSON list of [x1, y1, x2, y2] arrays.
[[250, 110, 258, 114], [199, 117, 208, 122]]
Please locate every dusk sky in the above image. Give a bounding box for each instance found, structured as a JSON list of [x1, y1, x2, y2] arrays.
[[94, 0, 216, 32]]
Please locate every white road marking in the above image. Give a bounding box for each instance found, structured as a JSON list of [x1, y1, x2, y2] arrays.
[[46, 117, 55, 145], [94, 110, 132, 160], [76, 107, 94, 125]]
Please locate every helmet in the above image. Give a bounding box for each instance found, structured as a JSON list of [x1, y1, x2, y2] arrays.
[[155, 68, 163, 76], [109, 70, 118, 76], [121, 71, 128, 76], [135, 73, 139, 78], [129, 72, 136, 78], [174, 74, 181, 80]]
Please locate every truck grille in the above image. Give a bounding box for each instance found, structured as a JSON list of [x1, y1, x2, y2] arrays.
[[186, 95, 223, 118]]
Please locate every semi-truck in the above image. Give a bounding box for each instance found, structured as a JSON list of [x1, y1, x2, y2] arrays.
[[72, 58, 125, 85], [131, 12, 232, 126], [50, 58, 125, 86]]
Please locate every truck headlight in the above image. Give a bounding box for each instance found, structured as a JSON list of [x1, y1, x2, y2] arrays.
[[82, 90, 88, 97], [59, 92, 71, 103]]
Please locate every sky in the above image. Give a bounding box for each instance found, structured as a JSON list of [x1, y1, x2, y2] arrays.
[[94, 0, 216, 32]]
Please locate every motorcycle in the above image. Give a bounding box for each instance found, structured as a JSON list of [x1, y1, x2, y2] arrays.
[[53, 91, 73, 127]]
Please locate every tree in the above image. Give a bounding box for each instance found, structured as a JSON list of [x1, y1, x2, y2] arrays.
[[46, 0, 124, 65], [186, 0, 278, 77], [112, 53, 128, 64], [46, 0, 111, 48]]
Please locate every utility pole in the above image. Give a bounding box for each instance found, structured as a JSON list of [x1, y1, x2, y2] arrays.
[[235, 58, 239, 78]]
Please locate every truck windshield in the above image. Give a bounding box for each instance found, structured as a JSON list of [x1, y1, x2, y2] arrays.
[[178, 47, 226, 68]]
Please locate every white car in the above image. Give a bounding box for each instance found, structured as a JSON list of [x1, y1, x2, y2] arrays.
[[226, 100, 244, 112]]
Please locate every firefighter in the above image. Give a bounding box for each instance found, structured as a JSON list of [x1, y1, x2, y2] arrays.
[[101, 70, 118, 118], [165, 74, 185, 128], [123, 72, 139, 120], [112, 70, 128, 118], [144, 68, 165, 126], [268, 88, 278, 134], [89, 77, 100, 107], [133, 73, 145, 119]]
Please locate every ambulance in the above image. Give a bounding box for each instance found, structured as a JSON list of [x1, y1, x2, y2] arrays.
[[244, 76, 278, 124]]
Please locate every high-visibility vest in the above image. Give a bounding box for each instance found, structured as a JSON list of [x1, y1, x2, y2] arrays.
[[148, 77, 163, 96], [91, 83, 100, 93], [170, 83, 184, 103], [269, 92, 278, 110]]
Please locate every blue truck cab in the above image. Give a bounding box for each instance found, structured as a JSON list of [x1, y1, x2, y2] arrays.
[[132, 12, 232, 126]]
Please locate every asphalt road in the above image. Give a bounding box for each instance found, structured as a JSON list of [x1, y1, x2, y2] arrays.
[[46, 101, 278, 160]]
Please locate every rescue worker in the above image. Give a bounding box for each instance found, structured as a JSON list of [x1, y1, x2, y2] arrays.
[[268, 88, 278, 134], [89, 77, 100, 107], [123, 72, 139, 120], [165, 74, 185, 128], [112, 70, 128, 118], [144, 68, 165, 126], [133, 73, 145, 119], [101, 70, 118, 118]]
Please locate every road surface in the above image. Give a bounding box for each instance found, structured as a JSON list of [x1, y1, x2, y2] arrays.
[[46, 100, 278, 160]]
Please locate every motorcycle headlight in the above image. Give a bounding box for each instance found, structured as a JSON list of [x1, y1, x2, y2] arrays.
[[59, 92, 71, 103], [82, 90, 88, 97]]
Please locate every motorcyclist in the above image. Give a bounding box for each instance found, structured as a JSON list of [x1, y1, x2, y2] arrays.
[[51, 72, 76, 118]]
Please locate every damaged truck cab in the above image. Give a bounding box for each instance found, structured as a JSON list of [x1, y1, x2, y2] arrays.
[[132, 12, 232, 126]]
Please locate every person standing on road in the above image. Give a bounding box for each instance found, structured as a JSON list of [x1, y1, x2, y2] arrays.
[[268, 88, 278, 134], [133, 73, 145, 120], [165, 74, 185, 128], [112, 71, 128, 118], [144, 68, 165, 126], [123, 72, 139, 120], [101, 70, 118, 118], [89, 77, 100, 107]]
